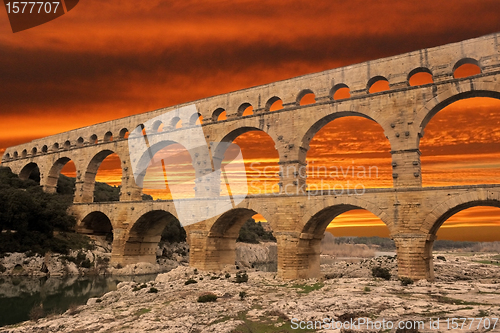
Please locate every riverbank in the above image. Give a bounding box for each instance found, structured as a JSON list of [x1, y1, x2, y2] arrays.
[[0, 241, 278, 277], [2, 252, 499, 333]]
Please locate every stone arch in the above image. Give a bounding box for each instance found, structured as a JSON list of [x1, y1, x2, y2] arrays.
[[415, 86, 500, 146], [300, 110, 391, 153], [45, 156, 78, 194], [31, 147, 37, 156], [196, 207, 275, 270], [123, 210, 182, 264], [103, 131, 113, 142], [90, 134, 98, 144], [41, 145, 48, 153], [407, 67, 433, 86], [52, 143, 60, 152], [367, 75, 390, 93], [63, 140, 71, 149], [21, 149, 27, 158], [3, 152, 10, 161], [237, 103, 253, 117], [212, 108, 226, 121], [151, 120, 163, 133], [119, 128, 129, 139], [301, 197, 393, 238], [13, 151, 18, 158], [81, 149, 123, 203], [265, 96, 283, 112], [190, 112, 203, 125], [76, 137, 84, 147], [453, 57, 481, 78], [421, 191, 500, 236], [78, 211, 113, 241], [211, 126, 280, 170], [297, 89, 315, 105], [330, 83, 350, 100], [19, 162, 40, 181], [170, 116, 182, 129]]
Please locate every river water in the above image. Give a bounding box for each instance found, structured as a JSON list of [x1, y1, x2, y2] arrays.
[[0, 274, 158, 327]]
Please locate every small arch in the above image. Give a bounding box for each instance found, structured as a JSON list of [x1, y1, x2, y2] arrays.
[[297, 89, 316, 106], [152, 120, 163, 133], [408, 67, 434, 86], [170, 117, 182, 129], [119, 128, 130, 139], [4, 153, 10, 160], [212, 108, 226, 121], [21, 149, 27, 158], [31, 147, 37, 156], [330, 83, 351, 100], [453, 58, 481, 79], [190, 112, 203, 125], [367, 76, 390, 93], [63, 140, 71, 149], [52, 143, 60, 151], [90, 134, 98, 144], [265, 96, 283, 112], [41, 145, 48, 153], [13, 151, 18, 158], [238, 103, 253, 117], [76, 137, 84, 147], [103, 131, 113, 142]]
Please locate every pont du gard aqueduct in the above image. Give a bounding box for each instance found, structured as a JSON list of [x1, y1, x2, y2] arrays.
[[3, 33, 500, 281]]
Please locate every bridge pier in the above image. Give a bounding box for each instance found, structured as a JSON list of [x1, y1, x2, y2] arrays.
[[393, 234, 435, 281], [276, 232, 322, 279]]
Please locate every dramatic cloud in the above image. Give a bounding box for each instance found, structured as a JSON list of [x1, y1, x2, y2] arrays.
[[1, 0, 500, 241]]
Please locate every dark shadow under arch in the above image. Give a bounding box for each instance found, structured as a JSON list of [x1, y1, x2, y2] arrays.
[[79, 211, 113, 241]]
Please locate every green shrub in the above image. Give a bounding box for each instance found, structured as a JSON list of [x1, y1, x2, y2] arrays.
[[197, 293, 217, 303], [235, 271, 248, 283], [400, 277, 414, 286], [185, 278, 197, 285], [363, 286, 371, 292], [371, 266, 391, 280], [80, 259, 91, 268], [239, 291, 247, 300]]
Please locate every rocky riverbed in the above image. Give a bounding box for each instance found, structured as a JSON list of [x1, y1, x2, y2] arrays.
[[0, 241, 277, 278], [2, 252, 499, 333]]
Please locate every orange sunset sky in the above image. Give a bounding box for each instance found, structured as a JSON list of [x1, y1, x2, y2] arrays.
[[1, 1, 500, 242]]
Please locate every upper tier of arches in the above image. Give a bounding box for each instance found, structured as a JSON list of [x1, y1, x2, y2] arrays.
[[1, 55, 489, 162]]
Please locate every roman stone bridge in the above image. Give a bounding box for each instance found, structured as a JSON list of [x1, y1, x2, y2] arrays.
[[2, 32, 500, 281]]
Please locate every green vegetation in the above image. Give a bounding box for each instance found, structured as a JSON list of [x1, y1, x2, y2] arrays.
[[0, 167, 76, 255], [400, 277, 414, 286], [235, 271, 248, 283], [0, 166, 154, 255], [239, 291, 247, 300], [237, 218, 276, 243], [135, 308, 151, 316], [291, 282, 324, 294], [197, 293, 218, 303], [474, 260, 500, 266], [184, 278, 197, 285], [160, 219, 186, 243], [227, 309, 311, 333], [331, 236, 395, 250], [363, 286, 371, 293], [372, 266, 391, 280]]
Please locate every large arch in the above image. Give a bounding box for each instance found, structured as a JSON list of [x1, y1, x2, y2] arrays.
[[191, 207, 275, 271], [283, 198, 392, 279], [81, 150, 123, 203], [18, 162, 40, 182], [418, 92, 500, 186], [212, 127, 281, 196], [45, 157, 77, 195], [417, 191, 500, 281], [416, 88, 500, 143], [122, 210, 182, 264], [301, 112, 393, 190]]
